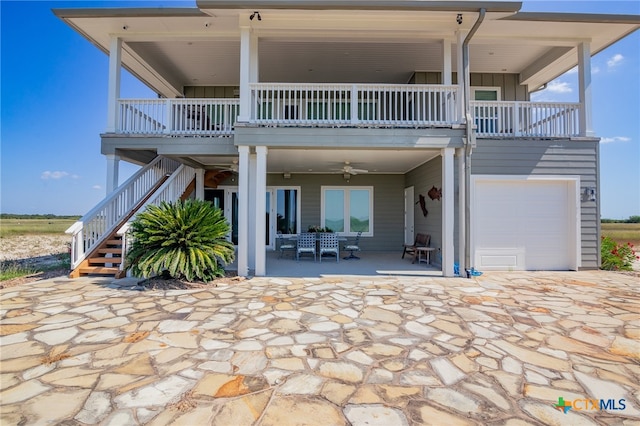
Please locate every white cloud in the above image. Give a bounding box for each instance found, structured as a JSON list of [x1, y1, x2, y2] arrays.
[[92, 185, 102, 190], [71, 174, 81, 179], [607, 54, 624, 70], [600, 136, 631, 144], [546, 81, 572, 94], [41, 171, 70, 180]]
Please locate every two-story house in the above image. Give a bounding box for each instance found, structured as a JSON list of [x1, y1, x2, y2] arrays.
[[57, 1, 640, 278]]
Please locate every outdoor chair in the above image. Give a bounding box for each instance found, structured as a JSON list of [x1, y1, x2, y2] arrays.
[[343, 231, 362, 260], [296, 232, 317, 261], [276, 231, 296, 259], [319, 232, 339, 262], [402, 233, 430, 263]]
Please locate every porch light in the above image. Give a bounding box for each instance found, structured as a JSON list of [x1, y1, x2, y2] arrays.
[[456, 14, 463, 25], [250, 11, 261, 21]]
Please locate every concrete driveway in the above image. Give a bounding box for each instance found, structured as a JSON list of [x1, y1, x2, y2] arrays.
[[1, 270, 639, 425]]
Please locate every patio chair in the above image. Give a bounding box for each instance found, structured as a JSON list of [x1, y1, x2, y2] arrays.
[[276, 231, 296, 259], [296, 232, 317, 261], [402, 233, 430, 263], [343, 231, 362, 260], [319, 232, 339, 263]]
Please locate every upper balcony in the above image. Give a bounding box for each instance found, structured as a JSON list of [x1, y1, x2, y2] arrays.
[[115, 83, 582, 139]]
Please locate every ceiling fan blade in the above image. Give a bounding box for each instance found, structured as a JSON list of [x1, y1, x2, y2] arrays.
[[351, 168, 368, 173]]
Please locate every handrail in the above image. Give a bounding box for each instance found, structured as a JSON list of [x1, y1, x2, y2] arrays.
[[65, 156, 180, 269], [118, 164, 196, 275]]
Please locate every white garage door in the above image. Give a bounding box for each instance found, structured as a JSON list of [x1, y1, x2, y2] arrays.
[[473, 177, 579, 271]]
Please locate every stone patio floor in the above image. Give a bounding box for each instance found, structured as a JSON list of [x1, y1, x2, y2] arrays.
[[1, 270, 639, 425]]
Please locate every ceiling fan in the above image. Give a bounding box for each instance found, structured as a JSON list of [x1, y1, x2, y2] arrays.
[[333, 161, 368, 175], [211, 160, 238, 172]]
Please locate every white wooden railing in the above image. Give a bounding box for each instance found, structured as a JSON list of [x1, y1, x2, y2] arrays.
[[117, 98, 239, 135], [471, 101, 581, 137], [114, 90, 583, 138], [250, 83, 460, 126], [117, 164, 196, 275], [66, 156, 180, 269]]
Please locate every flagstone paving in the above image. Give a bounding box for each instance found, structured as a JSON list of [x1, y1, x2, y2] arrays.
[[1, 270, 639, 425]]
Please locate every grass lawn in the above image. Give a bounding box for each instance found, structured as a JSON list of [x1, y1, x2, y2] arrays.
[[0, 218, 77, 237], [601, 222, 640, 247]]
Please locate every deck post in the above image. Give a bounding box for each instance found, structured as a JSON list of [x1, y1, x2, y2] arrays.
[[255, 146, 268, 276], [106, 37, 122, 133], [106, 154, 120, 194], [238, 146, 250, 276], [456, 148, 465, 275], [238, 26, 251, 122], [442, 148, 455, 277], [577, 42, 594, 137]]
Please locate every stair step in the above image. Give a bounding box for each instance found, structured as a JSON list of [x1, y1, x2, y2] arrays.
[[89, 257, 123, 265], [105, 239, 122, 246], [98, 248, 122, 254], [79, 266, 120, 275]]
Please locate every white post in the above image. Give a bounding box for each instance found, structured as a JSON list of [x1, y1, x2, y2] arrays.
[[456, 30, 467, 123], [255, 146, 268, 276], [106, 154, 120, 194], [577, 42, 594, 137], [106, 37, 122, 133], [442, 148, 455, 277], [250, 32, 259, 84], [237, 146, 250, 276], [238, 27, 251, 122], [195, 168, 205, 200], [248, 153, 257, 270], [442, 38, 452, 85], [456, 148, 465, 275]]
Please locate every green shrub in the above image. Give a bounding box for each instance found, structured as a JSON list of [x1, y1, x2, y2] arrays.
[[601, 236, 638, 271], [125, 199, 235, 281], [0, 261, 38, 281]]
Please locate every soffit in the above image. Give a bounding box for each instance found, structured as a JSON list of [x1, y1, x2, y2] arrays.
[[55, 7, 639, 96]]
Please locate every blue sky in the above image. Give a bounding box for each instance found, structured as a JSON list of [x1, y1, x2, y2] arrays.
[[1, 0, 638, 219]]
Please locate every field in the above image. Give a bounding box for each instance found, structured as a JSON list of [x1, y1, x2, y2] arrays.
[[0, 218, 78, 237], [601, 222, 640, 246]]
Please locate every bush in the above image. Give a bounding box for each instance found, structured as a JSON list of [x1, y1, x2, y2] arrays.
[[601, 236, 638, 271], [125, 199, 235, 281]]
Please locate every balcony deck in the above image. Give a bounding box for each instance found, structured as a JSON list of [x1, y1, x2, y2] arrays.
[[115, 83, 582, 139]]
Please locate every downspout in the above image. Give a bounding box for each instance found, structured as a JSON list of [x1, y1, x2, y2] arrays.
[[463, 8, 485, 277]]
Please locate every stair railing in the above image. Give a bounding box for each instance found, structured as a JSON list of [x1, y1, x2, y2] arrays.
[[66, 156, 180, 269], [117, 164, 196, 276]]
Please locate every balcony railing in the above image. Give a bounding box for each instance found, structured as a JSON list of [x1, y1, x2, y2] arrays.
[[250, 83, 460, 126], [471, 101, 581, 138], [117, 98, 239, 135], [113, 87, 582, 138]]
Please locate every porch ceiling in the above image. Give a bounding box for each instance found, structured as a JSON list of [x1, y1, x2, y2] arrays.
[[54, 7, 639, 97], [188, 148, 440, 174]]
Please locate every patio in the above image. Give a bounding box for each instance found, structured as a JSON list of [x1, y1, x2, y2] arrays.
[[1, 270, 638, 425]]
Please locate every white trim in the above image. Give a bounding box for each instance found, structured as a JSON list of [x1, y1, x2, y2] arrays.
[[471, 86, 502, 101], [237, 146, 250, 276], [106, 37, 122, 133], [320, 186, 374, 237], [255, 146, 267, 276], [471, 175, 581, 271], [441, 148, 455, 277]]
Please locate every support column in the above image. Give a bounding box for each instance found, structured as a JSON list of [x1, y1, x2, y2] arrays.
[[255, 146, 268, 276], [195, 168, 205, 200], [238, 27, 251, 122], [237, 146, 250, 276], [105, 154, 120, 194], [106, 37, 122, 133], [442, 148, 455, 277], [577, 42, 594, 137], [456, 30, 467, 123], [456, 148, 466, 275], [248, 153, 257, 269], [442, 38, 452, 85]]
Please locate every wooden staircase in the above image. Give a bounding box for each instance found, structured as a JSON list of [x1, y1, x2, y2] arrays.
[[71, 235, 125, 278]]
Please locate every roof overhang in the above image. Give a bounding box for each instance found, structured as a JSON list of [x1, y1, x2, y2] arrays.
[[53, 4, 639, 97]]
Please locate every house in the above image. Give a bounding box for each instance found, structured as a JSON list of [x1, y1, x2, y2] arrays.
[[57, 1, 640, 278]]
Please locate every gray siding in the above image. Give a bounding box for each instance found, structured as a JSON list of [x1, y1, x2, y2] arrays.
[[184, 86, 239, 98], [265, 173, 406, 251], [405, 156, 443, 266], [410, 72, 528, 101], [471, 139, 600, 268]]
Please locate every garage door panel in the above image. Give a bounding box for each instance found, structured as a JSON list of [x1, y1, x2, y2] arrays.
[[474, 178, 575, 271]]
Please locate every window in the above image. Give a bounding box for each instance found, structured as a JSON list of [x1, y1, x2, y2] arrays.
[[276, 188, 299, 235], [471, 87, 501, 134], [321, 187, 373, 236]]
